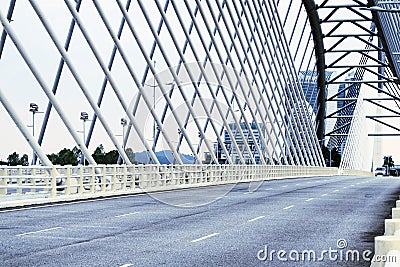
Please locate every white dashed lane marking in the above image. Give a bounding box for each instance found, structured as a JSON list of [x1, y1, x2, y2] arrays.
[[283, 205, 294, 210], [191, 233, 220, 243], [16, 227, 63, 237], [248, 216, 265, 222], [115, 212, 140, 218]]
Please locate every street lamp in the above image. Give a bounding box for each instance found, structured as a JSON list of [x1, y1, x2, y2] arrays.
[[121, 118, 127, 149], [29, 103, 43, 165], [80, 112, 89, 166], [29, 103, 39, 136], [143, 79, 177, 152]]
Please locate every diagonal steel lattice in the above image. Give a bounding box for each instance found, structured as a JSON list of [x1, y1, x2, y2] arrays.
[[0, 0, 398, 170]]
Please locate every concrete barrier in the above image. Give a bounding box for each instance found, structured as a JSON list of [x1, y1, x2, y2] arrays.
[[385, 219, 400, 236], [371, 236, 400, 267], [392, 208, 400, 219], [371, 199, 400, 266]]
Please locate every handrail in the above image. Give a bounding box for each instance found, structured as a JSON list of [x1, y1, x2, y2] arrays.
[[0, 164, 343, 201]]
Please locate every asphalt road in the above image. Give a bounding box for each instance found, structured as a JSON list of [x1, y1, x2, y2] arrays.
[[1, 175, 399, 267]]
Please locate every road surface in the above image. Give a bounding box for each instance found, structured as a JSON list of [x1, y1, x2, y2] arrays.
[[0, 175, 399, 266]]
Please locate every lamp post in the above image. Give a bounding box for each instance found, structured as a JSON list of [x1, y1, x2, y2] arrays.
[[153, 60, 156, 150], [80, 112, 89, 166], [121, 118, 127, 149], [144, 79, 177, 152], [29, 103, 39, 137], [29, 103, 43, 165]]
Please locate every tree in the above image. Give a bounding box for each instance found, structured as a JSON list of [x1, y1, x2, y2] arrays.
[[104, 150, 119, 164], [321, 145, 341, 167], [330, 148, 341, 167], [92, 145, 120, 164], [7, 152, 21, 166], [383, 156, 394, 168], [6, 152, 29, 166], [47, 153, 59, 164], [19, 154, 29, 166], [72, 146, 81, 162], [92, 144, 106, 164], [47, 148, 79, 166], [59, 148, 79, 165]]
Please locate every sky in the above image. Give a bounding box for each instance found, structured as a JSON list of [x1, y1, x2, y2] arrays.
[[0, 1, 399, 166]]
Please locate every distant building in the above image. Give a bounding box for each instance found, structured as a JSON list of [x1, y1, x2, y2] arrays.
[[298, 70, 337, 147], [328, 71, 356, 155], [215, 122, 267, 164], [299, 70, 335, 118]]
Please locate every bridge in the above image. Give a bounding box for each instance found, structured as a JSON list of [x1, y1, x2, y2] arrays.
[[1, 0, 400, 266]]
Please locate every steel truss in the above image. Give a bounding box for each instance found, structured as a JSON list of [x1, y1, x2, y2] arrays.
[[284, 0, 400, 171], [0, 1, 324, 167]]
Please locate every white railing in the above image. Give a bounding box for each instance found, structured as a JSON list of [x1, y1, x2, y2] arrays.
[[0, 164, 340, 201], [339, 169, 373, 177]]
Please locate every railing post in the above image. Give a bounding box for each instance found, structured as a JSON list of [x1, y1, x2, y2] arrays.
[[101, 165, 106, 193], [17, 167, 22, 194], [0, 168, 7, 195], [65, 166, 71, 196], [51, 166, 57, 197], [122, 164, 127, 191], [78, 165, 84, 195], [111, 165, 117, 191], [90, 165, 95, 193], [31, 167, 37, 193]]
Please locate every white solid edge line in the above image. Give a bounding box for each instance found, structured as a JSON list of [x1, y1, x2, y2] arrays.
[[16, 227, 63, 237], [2, 185, 236, 213], [248, 216, 265, 222], [191, 233, 220, 243], [0, 195, 136, 213], [175, 202, 193, 207], [283, 205, 294, 210], [115, 212, 140, 218]]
